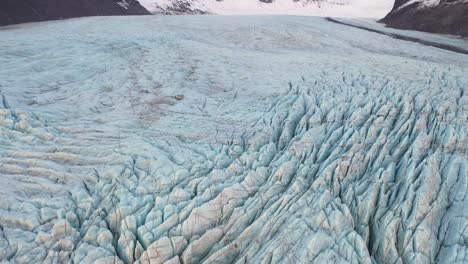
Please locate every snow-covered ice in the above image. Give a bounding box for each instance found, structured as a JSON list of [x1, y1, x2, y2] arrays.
[[0, 15, 467, 263]]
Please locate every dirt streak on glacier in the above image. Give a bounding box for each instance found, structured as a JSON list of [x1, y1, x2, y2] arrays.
[[0, 15, 467, 264]]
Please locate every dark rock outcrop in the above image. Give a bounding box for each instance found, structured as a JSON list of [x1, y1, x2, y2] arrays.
[[0, 0, 150, 26], [381, 0, 468, 37]]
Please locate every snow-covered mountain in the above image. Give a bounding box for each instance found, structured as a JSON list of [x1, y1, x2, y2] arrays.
[[138, 0, 394, 18], [381, 0, 468, 36]]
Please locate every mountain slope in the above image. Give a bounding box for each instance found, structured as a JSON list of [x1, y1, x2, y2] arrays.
[[138, 0, 394, 18], [381, 0, 468, 37], [0, 0, 150, 26]]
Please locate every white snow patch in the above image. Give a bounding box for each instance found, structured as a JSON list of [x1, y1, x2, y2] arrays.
[[117, 0, 131, 9]]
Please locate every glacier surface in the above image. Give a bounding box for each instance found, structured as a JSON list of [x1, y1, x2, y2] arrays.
[[0, 15, 467, 264]]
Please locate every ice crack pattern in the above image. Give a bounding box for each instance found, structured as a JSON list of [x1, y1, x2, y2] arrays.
[[0, 15, 467, 263]]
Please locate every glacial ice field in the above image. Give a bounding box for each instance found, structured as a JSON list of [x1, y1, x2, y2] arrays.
[[0, 15, 467, 264]]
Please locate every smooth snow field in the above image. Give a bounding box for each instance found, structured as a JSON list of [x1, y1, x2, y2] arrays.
[[0, 16, 467, 264]]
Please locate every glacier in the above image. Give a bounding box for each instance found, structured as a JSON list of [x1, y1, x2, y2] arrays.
[[0, 15, 467, 264]]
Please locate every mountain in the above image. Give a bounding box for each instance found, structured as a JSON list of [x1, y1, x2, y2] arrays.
[[0, 0, 150, 26], [138, 0, 394, 18], [381, 0, 468, 37]]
